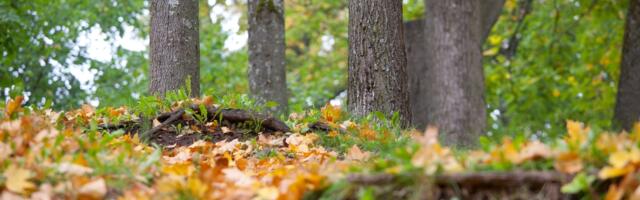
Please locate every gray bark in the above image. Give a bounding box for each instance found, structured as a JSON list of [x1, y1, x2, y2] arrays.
[[406, 0, 504, 131], [149, 0, 200, 97], [422, 0, 485, 147], [248, 0, 288, 114], [614, 0, 640, 131], [348, 0, 410, 123]]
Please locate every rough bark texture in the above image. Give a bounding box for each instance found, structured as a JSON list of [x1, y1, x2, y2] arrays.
[[406, 0, 504, 130], [149, 0, 200, 97], [423, 0, 485, 147], [248, 0, 288, 114], [614, 0, 640, 131], [348, 0, 409, 123]]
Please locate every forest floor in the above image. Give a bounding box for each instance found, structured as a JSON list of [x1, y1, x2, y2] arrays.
[[0, 96, 638, 199]]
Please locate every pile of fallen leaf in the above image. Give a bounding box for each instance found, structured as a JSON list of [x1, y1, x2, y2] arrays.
[[1, 96, 640, 199]]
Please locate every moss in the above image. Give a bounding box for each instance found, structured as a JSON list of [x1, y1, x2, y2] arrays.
[[256, 0, 279, 15]]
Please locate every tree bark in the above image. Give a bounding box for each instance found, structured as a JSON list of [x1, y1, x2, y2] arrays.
[[149, 0, 200, 97], [348, 0, 410, 123], [406, 0, 504, 131], [422, 0, 485, 147], [248, 0, 288, 115], [614, 0, 640, 131]]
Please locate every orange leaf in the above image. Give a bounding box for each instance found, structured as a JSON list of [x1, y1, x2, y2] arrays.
[[346, 145, 371, 161], [554, 152, 583, 174], [5, 96, 23, 117], [605, 184, 624, 200], [321, 104, 341, 123]]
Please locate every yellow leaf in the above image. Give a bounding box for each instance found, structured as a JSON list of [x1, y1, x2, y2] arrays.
[[566, 120, 588, 148], [554, 152, 583, 174], [599, 165, 634, 180], [610, 151, 632, 168], [552, 89, 561, 97], [77, 178, 107, 200], [186, 177, 207, 198], [3, 165, 35, 194], [5, 96, 23, 117], [256, 186, 279, 200], [162, 162, 194, 176], [321, 104, 341, 123]]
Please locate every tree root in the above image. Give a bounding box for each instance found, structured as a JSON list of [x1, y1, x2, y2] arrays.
[[99, 104, 290, 135]]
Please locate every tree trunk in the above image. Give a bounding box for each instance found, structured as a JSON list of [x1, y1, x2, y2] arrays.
[[149, 0, 200, 97], [348, 0, 410, 123], [422, 0, 485, 147], [248, 0, 288, 114], [406, 0, 504, 131], [614, 0, 640, 131]]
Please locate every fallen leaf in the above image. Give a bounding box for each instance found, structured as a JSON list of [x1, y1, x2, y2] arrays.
[[77, 178, 107, 200], [599, 165, 635, 180], [554, 152, 583, 174], [321, 104, 341, 123], [605, 184, 624, 200], [56, 163, 94, 176], [5, 96, 24, 117], [346, 145, 370, 161], [3, 165, 36, 194]]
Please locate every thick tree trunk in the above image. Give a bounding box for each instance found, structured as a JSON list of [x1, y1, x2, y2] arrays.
[[149, 0, 200, 97], [406, 0, 504, 131], [348, 0, 410, 123], [248, 0, 288, 114], [614, 0, 640, 131], [422, 0, 485, 147]]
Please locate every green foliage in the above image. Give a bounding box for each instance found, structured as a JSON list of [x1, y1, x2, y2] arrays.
[[484, 0, 626, 139], [0, 0, 145, 109]]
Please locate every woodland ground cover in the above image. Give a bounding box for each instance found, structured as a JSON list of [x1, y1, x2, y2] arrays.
[[2, 94, 640, 199]]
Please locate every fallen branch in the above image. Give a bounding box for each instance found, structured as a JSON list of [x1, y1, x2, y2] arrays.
[[144, 110, 185, 137], [347, 173, 395, 185], [435, 171, 572, 187], [156, 105, 290, 132]]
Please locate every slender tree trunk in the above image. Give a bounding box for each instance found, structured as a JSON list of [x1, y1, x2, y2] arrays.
[[422, 0, 485, 147], [149, 0, 200, 97], [248, 0, 288, 114], [348, 0, 409, 123], [406, 0, 504, 130], [614, 0, 640, 131]]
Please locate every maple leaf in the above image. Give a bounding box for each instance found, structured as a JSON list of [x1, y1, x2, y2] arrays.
[[3, 165, 36, 194], [321, 104, 341, 123], [77, 178, 107, 200], [345, 145, 370, 161]]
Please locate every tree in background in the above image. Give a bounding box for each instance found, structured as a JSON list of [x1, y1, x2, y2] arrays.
[[614, 0, 640, 131], [247, 0, 288, 114], [149, 0, 200, 97], [418, 1, 495, 146], [405, 0, 504, 131], [347, 0, 409, 122]]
